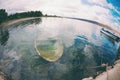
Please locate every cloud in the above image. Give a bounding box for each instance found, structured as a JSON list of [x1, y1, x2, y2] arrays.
[[0, 0, 119, 31], [87, 0, 113, 8], [0, 0, 45, 13]]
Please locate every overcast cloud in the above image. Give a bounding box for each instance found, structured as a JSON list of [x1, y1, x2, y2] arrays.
[[0, 0, 120, 31]]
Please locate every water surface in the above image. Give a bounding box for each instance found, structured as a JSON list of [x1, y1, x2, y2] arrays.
[[0, 17, 119, 80]]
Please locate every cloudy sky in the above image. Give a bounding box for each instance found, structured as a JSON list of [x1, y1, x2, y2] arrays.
[[0, 0, 120, 30]]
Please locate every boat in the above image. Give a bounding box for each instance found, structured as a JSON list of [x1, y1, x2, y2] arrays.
[[100, 28, 120, 42]]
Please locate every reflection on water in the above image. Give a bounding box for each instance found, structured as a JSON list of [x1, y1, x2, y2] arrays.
[[0, 17, 119, 80], [9, 18, 42, 29], [0, 27, 9, 45]]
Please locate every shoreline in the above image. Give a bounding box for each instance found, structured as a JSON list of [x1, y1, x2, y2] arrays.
[[0, 17, 39, 27]]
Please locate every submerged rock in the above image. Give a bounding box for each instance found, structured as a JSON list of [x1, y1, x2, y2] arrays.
[[35, 38, 63, 62]]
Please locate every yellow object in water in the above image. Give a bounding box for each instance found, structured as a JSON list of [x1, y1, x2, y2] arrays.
[[35, 38, 63, 62]]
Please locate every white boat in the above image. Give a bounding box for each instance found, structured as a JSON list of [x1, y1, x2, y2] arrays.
[[100, 28, 120, 42]]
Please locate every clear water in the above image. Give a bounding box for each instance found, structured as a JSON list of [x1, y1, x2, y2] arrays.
[[0, 17, 119, 80]]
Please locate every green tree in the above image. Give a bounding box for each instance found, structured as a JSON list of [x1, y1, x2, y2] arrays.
[[0, 9, 8, 23], [8, 11, 43, 20]]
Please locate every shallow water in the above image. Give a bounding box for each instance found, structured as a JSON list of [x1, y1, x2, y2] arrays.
[[0, 17, 119, 80]]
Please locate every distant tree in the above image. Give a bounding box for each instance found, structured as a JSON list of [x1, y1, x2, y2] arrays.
[[8, 11, 43, 20], [44, 14, 48, 17], [0, 9, 43, 23], [0, 9, 8, 23]]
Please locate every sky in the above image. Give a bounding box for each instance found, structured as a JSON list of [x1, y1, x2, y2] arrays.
[[0, 0, 120, 31]]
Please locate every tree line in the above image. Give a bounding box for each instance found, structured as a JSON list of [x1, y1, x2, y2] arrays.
[[0, 9, 43, 24]]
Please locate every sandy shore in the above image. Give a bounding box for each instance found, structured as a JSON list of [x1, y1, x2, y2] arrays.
[[0, 17, 38, 27]]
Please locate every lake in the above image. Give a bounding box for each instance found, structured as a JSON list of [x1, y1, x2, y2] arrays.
[[0, 17, 119, 80]]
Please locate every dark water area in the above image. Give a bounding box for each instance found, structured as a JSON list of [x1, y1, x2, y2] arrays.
[[0, 17, 119, 80]]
